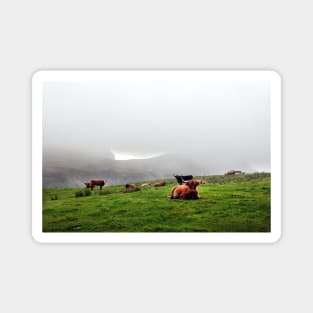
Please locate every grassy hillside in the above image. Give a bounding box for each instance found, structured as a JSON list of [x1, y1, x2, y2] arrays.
[[42, 173, 270, 232]]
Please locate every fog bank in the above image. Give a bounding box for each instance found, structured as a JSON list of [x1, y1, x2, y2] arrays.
[[43, 77, 270, 186]]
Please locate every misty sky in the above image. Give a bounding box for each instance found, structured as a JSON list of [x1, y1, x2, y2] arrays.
[[43, 76, 270, 173]]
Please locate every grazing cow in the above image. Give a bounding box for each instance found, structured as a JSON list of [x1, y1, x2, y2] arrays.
[[174, 175, 193, 185], [170, 179, 200, 200], [198, 179, 206, 184], [125, 183, 137, 191], [84, 179, 106, 190], [154, 181, 167, 187], [141, 183, 152, 187]]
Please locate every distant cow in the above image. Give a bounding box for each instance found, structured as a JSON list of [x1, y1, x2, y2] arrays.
[[154, 181, 167, 187], [174, 175, 193, 185], [84, 179, 106, 190], [141, 183, 152, 187], [198, 179, 206, 184], [125, 183, 137, 191], [225, 170, 242, 176], [170, 179, 200, 200]]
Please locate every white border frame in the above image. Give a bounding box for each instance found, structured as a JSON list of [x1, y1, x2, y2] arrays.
[[32, 70, 281, 243]]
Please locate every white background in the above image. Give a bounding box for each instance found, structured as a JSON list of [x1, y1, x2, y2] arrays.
[[0, 0, 311, 312]]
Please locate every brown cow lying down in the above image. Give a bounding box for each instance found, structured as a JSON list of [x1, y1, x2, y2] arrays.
[[170, 179, 200, 200], [125, 183, 137, 191], [84, 179, 106, 190], [154, 181, 167, 187]]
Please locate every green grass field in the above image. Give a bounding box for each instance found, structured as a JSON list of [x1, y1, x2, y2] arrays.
[[43, 173, 270, 232]]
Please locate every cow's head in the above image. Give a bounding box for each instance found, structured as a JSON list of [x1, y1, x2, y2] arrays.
[[185, 179, 200, 190]]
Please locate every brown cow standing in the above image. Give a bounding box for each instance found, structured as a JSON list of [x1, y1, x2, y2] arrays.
[[84, 180, 106, 190], [170, 179, 200, 200], [225, 170, 242, 176], [154, 181, 167, 187]]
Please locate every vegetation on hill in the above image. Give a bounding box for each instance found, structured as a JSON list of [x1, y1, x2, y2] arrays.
[[42, 173, 270, 232]]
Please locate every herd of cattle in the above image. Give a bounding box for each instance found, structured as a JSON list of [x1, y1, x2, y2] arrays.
[[83, 175, 206, 200]]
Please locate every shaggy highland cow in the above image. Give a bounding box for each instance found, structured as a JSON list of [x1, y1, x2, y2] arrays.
[[170, 179, 200, 200], [174, 175, 193, 185], [84, 179, 106, 190], [125, 183, 137, 191], [154, 181, 167, 187]]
